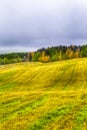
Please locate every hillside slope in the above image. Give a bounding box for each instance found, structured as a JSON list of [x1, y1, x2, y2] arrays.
[[0, 58, 87, 130]]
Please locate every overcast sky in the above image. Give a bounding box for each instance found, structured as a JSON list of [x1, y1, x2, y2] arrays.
[[0, 0, 87, 52]]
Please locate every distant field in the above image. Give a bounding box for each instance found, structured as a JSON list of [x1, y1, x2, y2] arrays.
[[0, 58, 87, 130]]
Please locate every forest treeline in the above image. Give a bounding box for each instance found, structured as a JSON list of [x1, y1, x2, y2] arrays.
[[0, 44, 87, 64]]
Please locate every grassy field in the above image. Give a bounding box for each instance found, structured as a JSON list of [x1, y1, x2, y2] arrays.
[[0, 58, 87, 130]]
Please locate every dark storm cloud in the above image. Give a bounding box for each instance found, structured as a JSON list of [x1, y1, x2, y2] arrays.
[[0, 0, 87, 52]]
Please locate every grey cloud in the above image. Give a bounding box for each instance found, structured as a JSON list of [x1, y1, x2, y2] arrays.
[[0, 0, 87, 52]]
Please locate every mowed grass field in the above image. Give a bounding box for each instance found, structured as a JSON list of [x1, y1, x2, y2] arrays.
[[0, 58, 87, 130]]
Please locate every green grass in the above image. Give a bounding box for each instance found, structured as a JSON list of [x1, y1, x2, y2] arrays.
[[29, 104, 74, 130], [0, 58, 87, 130]]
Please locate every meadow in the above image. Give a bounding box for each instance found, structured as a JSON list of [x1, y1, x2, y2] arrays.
[[0, 58, 87, 130]]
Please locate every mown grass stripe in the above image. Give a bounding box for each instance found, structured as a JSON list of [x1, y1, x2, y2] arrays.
[[46, 99, 87, 130], [50, 63, 73, 89], [0, 94, 48, 122], [73, 104, 87, 130], [0, 97, 21, 109], [28, 104, 74, 130], [63, 64, 76, 90]]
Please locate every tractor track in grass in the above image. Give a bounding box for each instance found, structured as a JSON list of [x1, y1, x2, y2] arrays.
[[49, 62, 75, 90], [80, 60, 87, 91], [62, 63, 76, 90]]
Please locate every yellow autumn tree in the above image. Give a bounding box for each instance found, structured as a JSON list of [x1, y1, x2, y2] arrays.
[[74, 51, 79, 58], [66, 48, 74, 59], [31, 52, 35, 61], [58, 50, 62, 61], [68, 50, 74, 59], [38, 51, 50, 63], [26, 52, 30, 62]]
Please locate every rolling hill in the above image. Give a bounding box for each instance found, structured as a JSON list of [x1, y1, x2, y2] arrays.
[[0, 58, 87, 130]]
